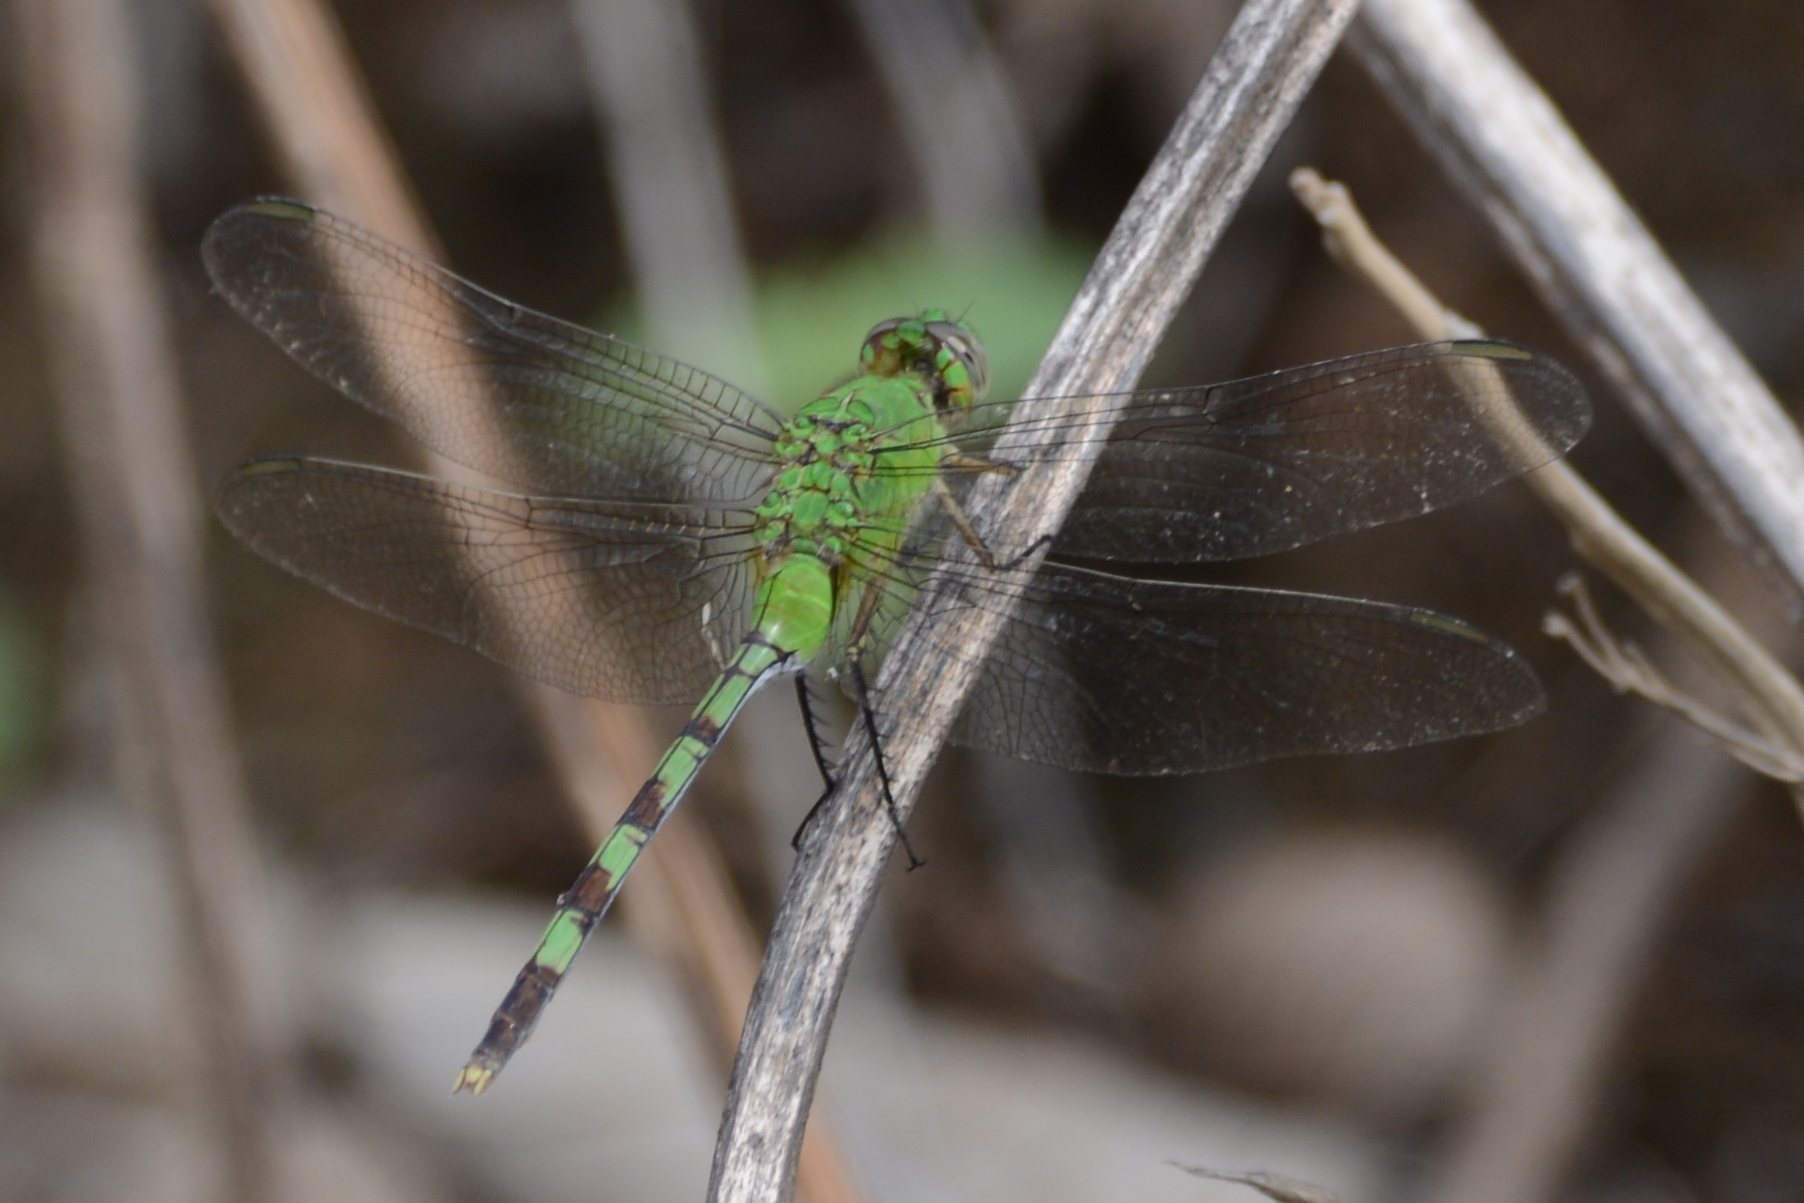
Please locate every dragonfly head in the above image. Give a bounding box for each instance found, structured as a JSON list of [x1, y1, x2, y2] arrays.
[[860, 311, 990, 421]]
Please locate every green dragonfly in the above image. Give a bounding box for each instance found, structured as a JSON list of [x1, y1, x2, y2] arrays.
[[203, 199, 1588, 1095]]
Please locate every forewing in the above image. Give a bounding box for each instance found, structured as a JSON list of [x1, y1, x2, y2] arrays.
[[215, 456, 759, 703], [914, 341, 1588, 563], [202, 199, 785, 504], [921, 563, 1544, 774]]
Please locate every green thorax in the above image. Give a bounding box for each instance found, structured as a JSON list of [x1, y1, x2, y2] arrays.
[[743, 311, 989, 665], [751, 375, 946, 569]]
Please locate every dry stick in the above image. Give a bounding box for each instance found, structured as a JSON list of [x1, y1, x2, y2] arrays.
[[202, 3, 858, 1197], [1173, 1165, 1345, 1203], [1287, 167, 1781, 1203], [1290, 168, 1804, 818], [1349, 0, 1804, 603], [17, 1, 293, 1201], [707, 1, 1360, 1199]]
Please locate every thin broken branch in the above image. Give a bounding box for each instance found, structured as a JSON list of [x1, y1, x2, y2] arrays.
[[1544, 575, 1804, 783], [1288, 163, 1787, 1203]]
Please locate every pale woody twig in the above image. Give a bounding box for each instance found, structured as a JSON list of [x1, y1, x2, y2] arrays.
[[1290, 167, 1804, 818], [1293, 13, 1804, 1197], [710, 2, 1361, 1199], [1171, 1165, 1344, 1203]]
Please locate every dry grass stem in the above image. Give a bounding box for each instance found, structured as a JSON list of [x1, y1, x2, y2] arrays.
[[1544, 576, 1804, 783], [1288, 166, 1784, 1203], [1171, 1165, 1345, 1203]]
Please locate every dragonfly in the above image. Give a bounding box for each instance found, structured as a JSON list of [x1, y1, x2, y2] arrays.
[[203, 198, 1589, 1095]]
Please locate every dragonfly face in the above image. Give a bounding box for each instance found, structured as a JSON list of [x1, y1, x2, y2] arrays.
[[859, 310, 991, 422]]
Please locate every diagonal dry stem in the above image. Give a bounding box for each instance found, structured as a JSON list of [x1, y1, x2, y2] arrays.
[[1544, 575, 1804, 783], [1290, 161, 1795, 1203], [709, 2, 1361, 1199]]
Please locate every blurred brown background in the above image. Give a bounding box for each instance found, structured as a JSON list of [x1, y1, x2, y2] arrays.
[[2, 1, 1804, 1202]]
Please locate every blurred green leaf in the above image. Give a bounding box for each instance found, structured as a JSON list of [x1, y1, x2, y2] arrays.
[[600, 228, 1094, 412], [754, 229, 1093, 412]]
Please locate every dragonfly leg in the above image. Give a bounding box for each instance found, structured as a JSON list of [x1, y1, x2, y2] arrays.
[[933, 480, 1002, 570], [795, 673, 837, 787], [851, 659, 925, 870], [787, 666, 922, 867], [942, 451, 1019, 475], [791, 674, 838, 852], [997, 531, 1055, 572], [934, 481, 1055, 574]]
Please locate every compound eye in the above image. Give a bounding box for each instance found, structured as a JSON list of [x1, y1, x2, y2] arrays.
[[860, 316, 912, 374], [863, 316, 905, 343], [929, 323, 990, 404]]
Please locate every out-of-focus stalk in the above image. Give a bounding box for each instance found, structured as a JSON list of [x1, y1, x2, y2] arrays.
[[845, 0, 1042, 239], [17, 0, 293, 1200]]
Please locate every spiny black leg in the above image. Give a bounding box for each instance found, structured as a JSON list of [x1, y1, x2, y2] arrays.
[[791, 674, 838, 852], [795, 674, 836, 790], [851, 660, 925, 870]]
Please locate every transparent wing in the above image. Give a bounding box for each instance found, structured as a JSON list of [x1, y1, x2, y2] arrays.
[[202, 199, 786, 505], [876, 341, 1588, 563], [889, 561, 1545, 775], [214, 456, 761, 703]]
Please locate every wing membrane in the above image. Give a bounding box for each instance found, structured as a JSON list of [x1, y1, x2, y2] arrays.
[[893, 562, 1545, 774], [202, 199, 785, 505], [875, 341, 1588, 563], [215, 455, 760, 703]]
